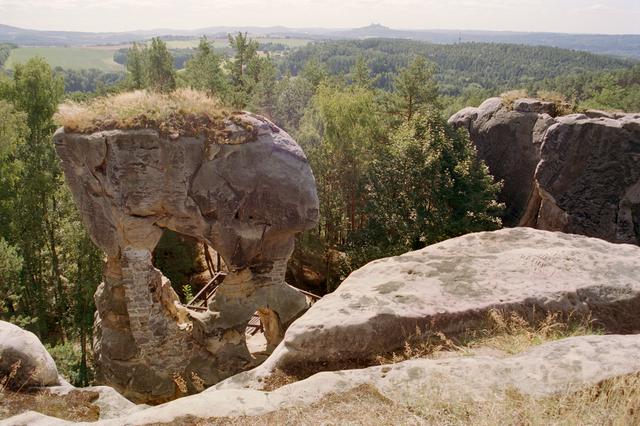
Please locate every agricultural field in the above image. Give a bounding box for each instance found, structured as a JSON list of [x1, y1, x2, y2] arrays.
[[2, 37, 312, 72], [5, 47, 124, 71]]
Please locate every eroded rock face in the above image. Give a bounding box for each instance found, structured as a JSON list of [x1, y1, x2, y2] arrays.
[[449, 98, 640, 244], [54, 113, 319, 403], [536, 114, 640, 244]]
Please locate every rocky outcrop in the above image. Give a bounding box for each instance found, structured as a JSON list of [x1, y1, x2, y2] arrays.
[[0, 321, 59, 389], [54, 113, 319, 403], [8, 334, 640, 425], [449, 98, 640, 244], [232, 228, 640, 377]]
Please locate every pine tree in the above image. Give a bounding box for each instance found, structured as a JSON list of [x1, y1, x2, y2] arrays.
[[9, 58, 65, 336], [391, 56, 439, 122], [249, 57, 278, 119], [301, 58, 328, 89], [184, 36, 227, 97], [274, 75, 314, 131], [227, 32, 259, 106], [227, 32, 258, 85], [298, 84, 385, 246], [146, 38, 176, 93], [126, 42, 146, 90], [351, 56, 377, 89]]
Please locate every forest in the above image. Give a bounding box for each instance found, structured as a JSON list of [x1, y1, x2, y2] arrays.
[[0, 34, 639, 386]]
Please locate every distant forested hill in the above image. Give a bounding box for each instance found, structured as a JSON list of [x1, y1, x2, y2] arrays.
[[277, 39, 637, 96], [328, 25, 640, 59]]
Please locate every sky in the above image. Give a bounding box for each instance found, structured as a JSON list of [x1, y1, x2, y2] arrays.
[[0, 0, 639, 34]]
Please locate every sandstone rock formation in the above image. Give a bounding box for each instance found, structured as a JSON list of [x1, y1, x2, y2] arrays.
[[449, 98, 640, 244], [54, 112, 319, 403], [0, 321, 60, 389], [9, 334, 640, 425], [233, 228, 640, 377]]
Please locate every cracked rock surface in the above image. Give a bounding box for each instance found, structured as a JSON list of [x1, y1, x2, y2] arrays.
[[54, 113, 319, 404]]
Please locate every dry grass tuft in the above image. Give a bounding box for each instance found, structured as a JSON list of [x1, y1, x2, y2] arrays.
[[0, 360, 22, 392], [412, 372, 640, 426], [0, 389, 100, 422], [191, 372, 206, 393], [149, 373, 640, 426], [1, 359, 98, 421], [150, 385, 424, 426], [376, 309, 599, 365], [260, 309, 600, 392], [260, 368, 299, 392], [55, 89, 253, 143], [500, 89, 529, 109], [259, 356, 379, 392], [536, 90, 576, 115]]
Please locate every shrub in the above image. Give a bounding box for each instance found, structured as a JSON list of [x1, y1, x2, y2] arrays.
[[45, 341, 93, 387], [536, 89, 576, 115]]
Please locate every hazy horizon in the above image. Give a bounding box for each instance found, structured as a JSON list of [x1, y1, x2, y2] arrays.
[[0, 0, 639, 35]]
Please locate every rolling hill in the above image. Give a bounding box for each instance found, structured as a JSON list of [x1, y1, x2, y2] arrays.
[[1, 23, 639, 59]]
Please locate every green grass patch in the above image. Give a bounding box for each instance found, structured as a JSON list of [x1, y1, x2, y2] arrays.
[[5, 47, 123, 71]]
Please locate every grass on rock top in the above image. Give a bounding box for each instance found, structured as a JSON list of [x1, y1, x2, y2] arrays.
[[55, 89, 254, 143]]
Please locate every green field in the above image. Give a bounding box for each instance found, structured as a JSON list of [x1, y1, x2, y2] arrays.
[[3, 37, 311, 72], [5, 47, 124, 71]]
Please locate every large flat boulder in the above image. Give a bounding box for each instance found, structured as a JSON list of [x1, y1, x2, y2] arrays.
[[0, 321, 59, 389], [247, 228, 640, 372]]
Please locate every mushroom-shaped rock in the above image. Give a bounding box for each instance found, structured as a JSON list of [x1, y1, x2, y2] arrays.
[[54, 91, 319, 403], [0, 321, 59, 389]]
